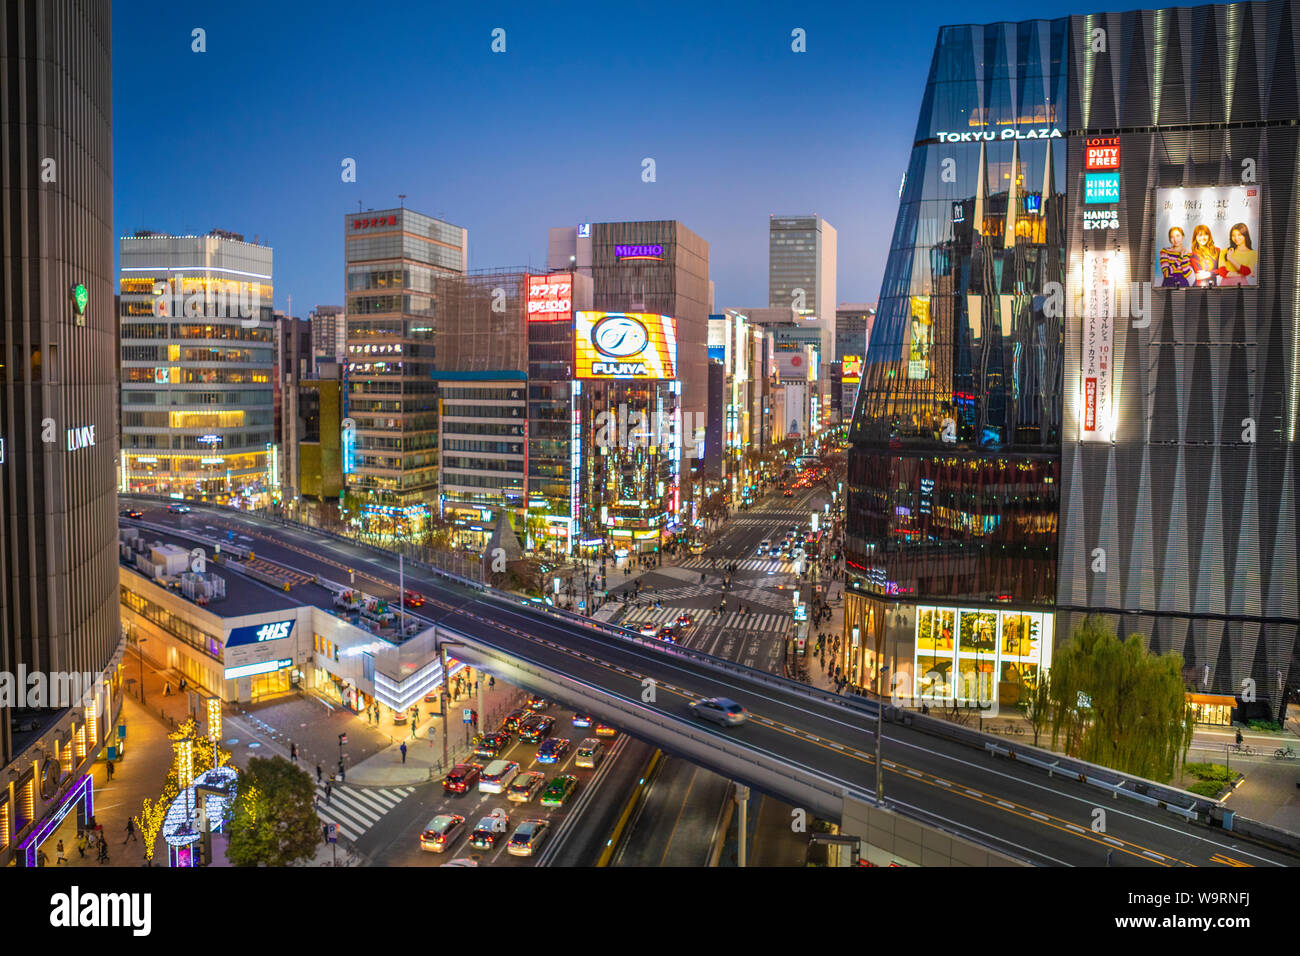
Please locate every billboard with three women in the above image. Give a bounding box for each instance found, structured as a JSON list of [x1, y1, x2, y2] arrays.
[[1155, 186, 1259, 288]]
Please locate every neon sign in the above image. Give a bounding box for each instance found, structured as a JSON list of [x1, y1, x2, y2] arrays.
[[615, 244, 663, 260]]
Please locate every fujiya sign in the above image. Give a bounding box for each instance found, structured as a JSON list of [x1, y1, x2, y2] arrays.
[[936, 128, 1062, 143]]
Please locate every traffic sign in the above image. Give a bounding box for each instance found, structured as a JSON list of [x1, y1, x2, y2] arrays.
[[324, 822, 338, 844], [462, 708, 473, 723]]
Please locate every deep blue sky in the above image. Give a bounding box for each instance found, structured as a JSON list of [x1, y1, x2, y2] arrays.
[[113, 0, 1083, 315]]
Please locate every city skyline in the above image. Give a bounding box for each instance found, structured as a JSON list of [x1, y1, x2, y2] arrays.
[[111, 0, 1084, 315]]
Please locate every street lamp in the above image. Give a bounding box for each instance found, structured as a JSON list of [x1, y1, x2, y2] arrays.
[[138, 636, 148, 704]]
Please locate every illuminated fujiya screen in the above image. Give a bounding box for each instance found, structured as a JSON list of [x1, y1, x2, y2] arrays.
[[575, 312, 677, 379]]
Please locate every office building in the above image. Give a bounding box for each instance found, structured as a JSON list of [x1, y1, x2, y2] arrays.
[[845, 1, 1300, 721], [119, 230, 275, 502], [769, 215, 838, 409], [310, 304, 346, 366], [0, 0, 121, 867], [344, 208, 467, 533], [430, 270, 529, 548]]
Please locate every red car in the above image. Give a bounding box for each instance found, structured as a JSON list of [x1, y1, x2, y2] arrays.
[[403, 590, 425, 608], [675, 613, 693, 628], [442, 763, 482, 794]]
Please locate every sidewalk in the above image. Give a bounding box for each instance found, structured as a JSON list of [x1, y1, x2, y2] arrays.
[[344, 681, 528, 786]]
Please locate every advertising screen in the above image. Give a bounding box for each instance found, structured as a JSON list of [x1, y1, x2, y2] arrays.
[[1081, 251, 1117, 443], [575, 312, 677, 379], [527, 273, 573, 320], [841, 355, 862, 383], [1154, 186, 1260, 288], [907, 296, 931, 380]]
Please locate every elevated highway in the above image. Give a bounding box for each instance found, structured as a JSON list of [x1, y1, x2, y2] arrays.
[[122, 496, 1300, 867]]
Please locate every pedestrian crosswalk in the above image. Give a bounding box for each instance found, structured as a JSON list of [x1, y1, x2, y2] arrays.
[[618, 605, 791, 633], [314, 783, 414, 841], [732, 509, 816, 521], [678, 556, 797, 573]]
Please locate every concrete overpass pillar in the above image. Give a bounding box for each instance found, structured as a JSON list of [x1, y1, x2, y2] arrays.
[[735, 783, 750, 867]]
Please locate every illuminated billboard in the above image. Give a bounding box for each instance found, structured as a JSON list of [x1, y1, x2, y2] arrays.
[[575, 312, 677, 379], [1154, 186, 1259, 288], [907, 296, 931, 380], [841, 355, 862, 384], [527, 273, 573, 320], [1080, 251, 1118, 443]]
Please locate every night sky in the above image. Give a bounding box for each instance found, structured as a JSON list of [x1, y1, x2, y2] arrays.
[[113, 0, 1085, 314]]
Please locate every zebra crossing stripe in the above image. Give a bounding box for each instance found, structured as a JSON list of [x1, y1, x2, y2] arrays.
[[315, 784, 412, 835]]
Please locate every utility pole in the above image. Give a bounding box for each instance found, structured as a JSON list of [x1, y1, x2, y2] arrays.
[[439, 639, 450, 771]]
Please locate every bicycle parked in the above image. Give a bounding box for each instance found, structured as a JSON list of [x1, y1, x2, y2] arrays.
[[1274, 746, 1297, 760]]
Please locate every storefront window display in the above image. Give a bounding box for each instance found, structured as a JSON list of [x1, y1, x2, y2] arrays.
[[914, 606, 1053, 706]]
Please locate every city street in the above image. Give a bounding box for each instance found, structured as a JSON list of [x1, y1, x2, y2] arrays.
[[604, 477, 842, 865]]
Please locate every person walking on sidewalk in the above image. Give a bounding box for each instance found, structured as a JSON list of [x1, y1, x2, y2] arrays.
[[56, 840, 67, 865], [316, 763, 322, 783], [400, 741, 407, 764], [124, 817, 138, 843], [106, 759, 114, 781], [290, 742, 298, 762], [164, 681, 171, 696], [77, 834, 87, 859], [97, 840, 109, 864], [325, 781, 332, 804], [338, 761, 346, 784]]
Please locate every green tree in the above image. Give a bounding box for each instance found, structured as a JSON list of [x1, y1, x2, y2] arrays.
[[1019, 669, 1052, 748], [227, 756, 321, 867], [1048, 616, 1196, 782]]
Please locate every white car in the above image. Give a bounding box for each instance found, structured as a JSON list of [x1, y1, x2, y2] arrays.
[[637, 624, 658, 638], [478, 759, 520, 794], [758, 539, 771, 555]]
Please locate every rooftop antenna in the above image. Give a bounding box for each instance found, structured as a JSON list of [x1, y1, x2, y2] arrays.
[[357, 200, 363, 212], [398, 193, 406, 209]]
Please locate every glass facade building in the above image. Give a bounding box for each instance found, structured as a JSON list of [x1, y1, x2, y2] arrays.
[[847, 2, 1300, 719], [119, 232, 276, 500]]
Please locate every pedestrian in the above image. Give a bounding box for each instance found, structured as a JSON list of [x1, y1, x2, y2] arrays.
[[164, 681, 171, 696], [290, 742, 298, 762], [400, 741, 407, 764], [77, 833, 87, 858], [410, 722, 416, 740], [106, 759, 114, 781], [325, 781, 332, 804], [97, 841, 109, 864], [316, 763, 322, 783], [1236, 728, 1244, 747], [56, 839, 67, 865], [339, 762, 346, 784], [38, 848, 49, 867], [124, 817, 137, 843]]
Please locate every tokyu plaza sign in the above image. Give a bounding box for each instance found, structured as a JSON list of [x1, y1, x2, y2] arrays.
[[935, 127, 1062, 143]]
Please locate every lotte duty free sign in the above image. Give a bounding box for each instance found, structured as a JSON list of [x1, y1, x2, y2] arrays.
[[1085, 136, 1120, 170]]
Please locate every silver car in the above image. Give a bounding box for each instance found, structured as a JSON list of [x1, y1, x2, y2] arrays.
[[689, 697, 748, 727]]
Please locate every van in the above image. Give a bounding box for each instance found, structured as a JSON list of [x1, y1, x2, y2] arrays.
[[575, 738, 603, 769]]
